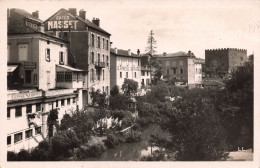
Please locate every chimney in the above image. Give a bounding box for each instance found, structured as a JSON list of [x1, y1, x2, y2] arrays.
[[68, 8, 77, 16], [128, 49, 131, 56], [188, 50, 191, 56], [137, 49, 140, 56], [110, 42, 113, 47], [79, 9, 86, 20], [115, 48, 118, 54], [32, 11, 39, 19], [163, 52, 167, 57], [92, 18, 100, 27]]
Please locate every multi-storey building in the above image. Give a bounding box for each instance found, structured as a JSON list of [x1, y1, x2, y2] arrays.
[[7, 8, 85, 152], [157, 51, 203, 86], [141, 65, 151, 86], [110, 48, 141, 90], [205, 48, 247, 78], [44, 8, 111, 106]]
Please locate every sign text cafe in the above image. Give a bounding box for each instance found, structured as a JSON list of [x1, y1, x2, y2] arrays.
[[47, 15, 78, 30]]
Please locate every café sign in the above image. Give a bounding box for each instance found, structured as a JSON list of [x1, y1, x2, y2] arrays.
[[47, 14, 78, 30], [118, 66, 140, 71]]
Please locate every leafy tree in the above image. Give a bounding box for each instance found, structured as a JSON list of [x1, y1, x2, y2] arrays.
[[51, 130, 80, 159], [121, 78, 138, 96], [109, 94, 132, 110], [151, 90, 229, 161], [110, 85, 120, 97], [60, 111, 94, 143], [47, 108, 59, 138], [90, 89, 107, 108], [149, 81, 169, 102]]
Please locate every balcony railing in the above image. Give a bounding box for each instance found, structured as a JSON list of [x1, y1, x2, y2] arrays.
[[95, 61, 105, 69]]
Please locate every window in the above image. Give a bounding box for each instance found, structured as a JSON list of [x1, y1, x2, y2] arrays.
[[91, 52, 95, 64], [173, 68, 176, 74], [56, 100, 59, 107], [106, 40, 109, 50], [73, 98, 76, 104], [91, 34, 95, 47], [103, 38, 105, 49], [138, 60, 140, 66], [14, 132, 23, 143], [126, 72, 128, 78], [36, 103, 41, 112], [26, 104, 32, 113], [18, 44, 28, 61], [47, 71, 50, 84], [61, 99, 65, 106], [135, 72, 136, 78], [59, 52, 64, 63], [166, 61, 170, 67], [142, 71, 145, 76], [147, 71, 149, 76], [46, 48, 50, 61], [25, 70, 32, 83], [49, 102, 53, 110], [102, 86, 104, 93], [7, 136, 11, 145], [172, 61, 176, 67], [35, 126, 41, 135], [8, 44, 10, 62], [91, 69, 94, 81], [25, 129, 33, 139], [98, 53, 100, 63], [98, 36, 101, 48], [142, 79, 144, 85], [103, 69, 105, 80], [102, 54, 104, 62], [7, 107, 10, 118], [33, 74, 38, 85], [120, 72, 122, 78], [180, 68, 183, 74], [97, 69, 100, 81], [106, 86, 109, 95], [179, 60, 183, 66], [67, 98, 70, 105], [15, 106, 22, 117], [106, 56, 109, 66]]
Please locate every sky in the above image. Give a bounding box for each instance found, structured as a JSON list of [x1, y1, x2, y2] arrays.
[[2, 0, 260, 59]]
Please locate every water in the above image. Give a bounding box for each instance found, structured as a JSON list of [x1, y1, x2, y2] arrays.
[[85, 124, 167, 161]]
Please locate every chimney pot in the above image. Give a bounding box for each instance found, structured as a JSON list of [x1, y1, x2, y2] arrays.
[[137, 49, 140, 56], [32, 11, 39, 19], [163, 52, 167, 57], [92, 18, 100, 26]]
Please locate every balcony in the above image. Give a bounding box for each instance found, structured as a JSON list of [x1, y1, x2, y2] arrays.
[[95, 61, 105, 69]]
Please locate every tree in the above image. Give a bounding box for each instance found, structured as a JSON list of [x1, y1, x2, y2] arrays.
[[109, 94, 132, 110], [149, 81, 169, 102], [47, 108, 59, 138], [60, 111, 95, 143], [90, 89, 107, 108], [110, 85, 120, 97], [121, 78, 138, 96], [145, 30, 157, 56]]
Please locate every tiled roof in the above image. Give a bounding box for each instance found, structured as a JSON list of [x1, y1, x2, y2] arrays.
[[12, 8, 43, 23], [156, 51, 190, 58], [110, 48, 139, 58]]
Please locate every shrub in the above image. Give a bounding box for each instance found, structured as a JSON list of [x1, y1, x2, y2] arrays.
[[7, 151, 17, 161], [140, 150, 166, 161], [104, 134, 119, 148], [17, 149, 31, 161], [125, 131, 142, 143], [86, 143, 105, 157]]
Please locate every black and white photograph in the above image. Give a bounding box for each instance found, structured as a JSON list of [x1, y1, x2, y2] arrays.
[[0, 0, 259, 167]]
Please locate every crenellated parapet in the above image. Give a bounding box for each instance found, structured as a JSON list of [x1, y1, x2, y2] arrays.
[[205, 48, 247, 52]]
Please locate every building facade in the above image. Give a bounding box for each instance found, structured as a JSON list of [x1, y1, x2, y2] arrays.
[[141, 66, 151, 86], [44, 8, 111, 107], [110, 48, 141, 90], [158, 51, 203, 86], [7, 8, 84, 152], [205, 48, 247, 78]]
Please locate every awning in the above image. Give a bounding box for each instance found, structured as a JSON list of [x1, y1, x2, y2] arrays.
[[7, 65, 18, 72], [56, 64, 85, 72]]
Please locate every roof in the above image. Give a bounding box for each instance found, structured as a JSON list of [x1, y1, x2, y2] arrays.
[[156, 51, 190, 58], [110, 48, 140, 58], [11, 8, 43, 23], [43, 8, 110, 36], [56, 65, 85, 72]]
